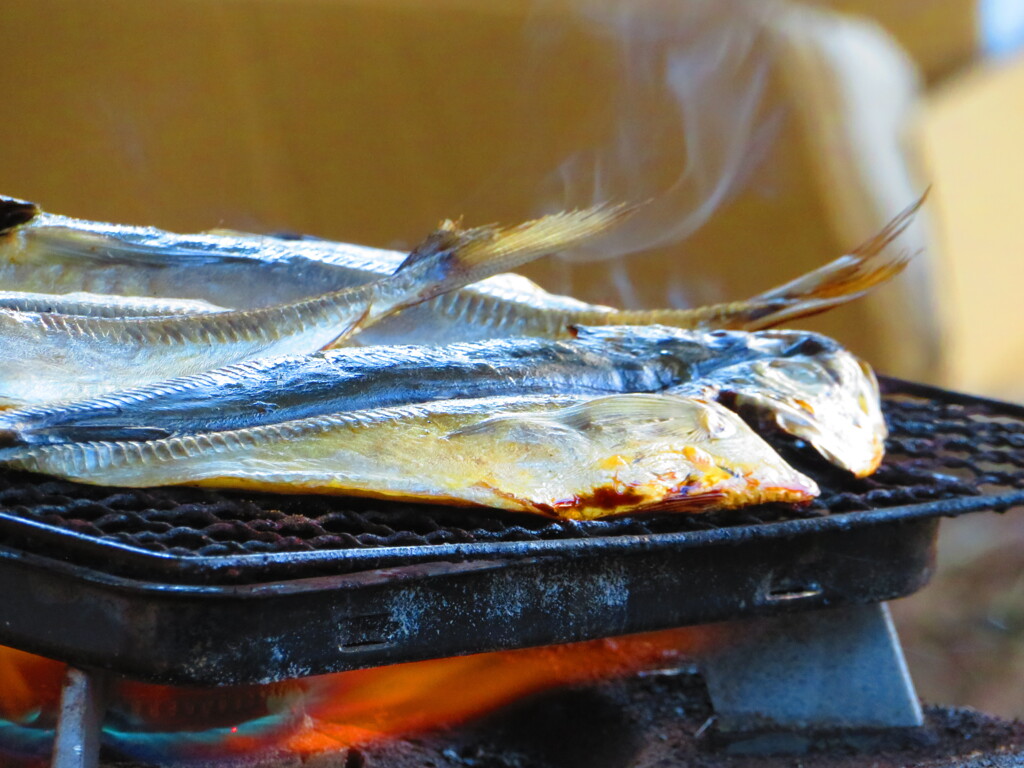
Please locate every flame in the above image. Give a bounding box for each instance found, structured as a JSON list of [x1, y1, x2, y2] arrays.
[[287, 626, 717, 753], [0, 627, 718, 763], [0, 647, 65, 723]]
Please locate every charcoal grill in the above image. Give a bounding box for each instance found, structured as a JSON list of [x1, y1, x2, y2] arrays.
[[1, 377, 1023, 767]]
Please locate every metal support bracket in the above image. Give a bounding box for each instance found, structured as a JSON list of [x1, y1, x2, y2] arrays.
[[51, 667, 107, 768], [698, 602, 923, 754]]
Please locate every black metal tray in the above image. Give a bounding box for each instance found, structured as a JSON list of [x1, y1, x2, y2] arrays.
[[0, 378, 1020, 685]]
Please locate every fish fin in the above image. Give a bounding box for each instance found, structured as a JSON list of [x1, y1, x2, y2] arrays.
[[551, 393, 707, 432], [710, 192, 926, 330], [552, 393, 747, 444], [447, 393, 724, 442], [320, 338, 351, 350], [0, 196, 40, 234], [296, 205, 635, 351], [450, 204, 637, 276], [394, 204, 638, 302]]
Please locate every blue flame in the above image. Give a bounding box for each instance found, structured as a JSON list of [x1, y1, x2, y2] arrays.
[[0, 719, 54, 763], [0, 695, 306, 766], [103, 709, 300, 763]]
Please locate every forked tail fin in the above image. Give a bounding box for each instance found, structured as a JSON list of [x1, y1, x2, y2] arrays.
[[321, 203, 638, 348], [720, 192, 927, 330], [394, 203, 638, 304], [734, 193, 927, 329], [576, 193, 926, 333]]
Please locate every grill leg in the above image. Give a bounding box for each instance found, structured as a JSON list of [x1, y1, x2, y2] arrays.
[[51, 667, 107, 768], [698, 602, 922, 754]]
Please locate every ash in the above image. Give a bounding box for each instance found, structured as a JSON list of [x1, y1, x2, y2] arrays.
[[356, 670, 1024, 768]]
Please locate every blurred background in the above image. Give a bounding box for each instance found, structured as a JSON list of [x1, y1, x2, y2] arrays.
[[0, 0, 1022, 718]]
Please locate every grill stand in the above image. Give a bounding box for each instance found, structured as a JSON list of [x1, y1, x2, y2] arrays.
[[42, 603, 925, 766], [52, 667, 107, 768], [699, 602, 924, 754]]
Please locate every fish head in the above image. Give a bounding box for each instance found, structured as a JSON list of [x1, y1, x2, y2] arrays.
[[641, 396, 821, 514], [468, 394, 818, 520], [722, 350, 886, 477]]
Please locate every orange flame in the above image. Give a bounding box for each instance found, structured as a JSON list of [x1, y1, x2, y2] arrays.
[[286, 626, 718, 753], [0, 627, 719, 761], [0, 646, 65, 722]]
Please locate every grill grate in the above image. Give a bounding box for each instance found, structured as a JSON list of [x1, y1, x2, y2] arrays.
[[2, 377, 1019, 683], [0, 378, 1021, 562]]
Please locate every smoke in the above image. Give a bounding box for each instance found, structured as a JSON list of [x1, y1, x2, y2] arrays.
[[524, 0, 784, 263]]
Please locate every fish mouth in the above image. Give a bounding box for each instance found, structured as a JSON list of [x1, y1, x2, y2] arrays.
[[855, 437, 886, 478], [763, 404, 886, 478], [740, 394, 886, 478]]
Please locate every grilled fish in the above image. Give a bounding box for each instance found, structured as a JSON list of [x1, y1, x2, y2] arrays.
[[0, 326, 885, 477], [0, 205, 630, 407], [0, 195, 921, 342], [1, 393, 818, 519]]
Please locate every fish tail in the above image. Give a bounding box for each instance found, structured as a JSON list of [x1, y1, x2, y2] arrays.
[[0, 196, 40, 234], [708, 193, 926, 330], [290, 205, 637, 351], [394, 203, 637, 305], [224, 205, 636, 353], [574, 194, 925, 333]]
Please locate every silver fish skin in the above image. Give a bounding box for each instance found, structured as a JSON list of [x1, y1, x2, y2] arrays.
[[0, 196, 922, 345], [0, 326, 841, 448], [0, 325, 864, 468], [0, 291, 227, 318], [0, 325, 770, 448], [0, 206, 629, 407]]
